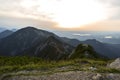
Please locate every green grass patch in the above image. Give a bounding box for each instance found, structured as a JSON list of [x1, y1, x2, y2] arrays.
[[0, 56, 118, 75]]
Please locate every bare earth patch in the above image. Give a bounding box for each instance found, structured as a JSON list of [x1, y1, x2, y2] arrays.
[[1, 71, 120, 80]]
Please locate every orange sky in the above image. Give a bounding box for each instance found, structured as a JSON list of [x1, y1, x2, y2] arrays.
[[46, 20, 120, 31]]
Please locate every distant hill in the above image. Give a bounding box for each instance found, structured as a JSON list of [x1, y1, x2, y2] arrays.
[[80, 39, 120, 58], [0, 30, 13, 39], [63, 38, 120, 58], [0, 27, 7, 32]]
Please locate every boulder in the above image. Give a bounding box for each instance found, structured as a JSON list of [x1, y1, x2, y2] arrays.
[[109, 58, 120, 69]]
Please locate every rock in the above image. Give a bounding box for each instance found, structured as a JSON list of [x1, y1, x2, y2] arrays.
[[108, 58, 120, 69], [89, 67, 97, 71], [92, 73, 102, 80], [105, 73, 120, 80], [1, 71, 120, 80]]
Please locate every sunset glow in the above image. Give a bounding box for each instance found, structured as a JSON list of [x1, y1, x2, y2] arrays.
[[0, 0, 120, 31], [20, 0, 109, 28]]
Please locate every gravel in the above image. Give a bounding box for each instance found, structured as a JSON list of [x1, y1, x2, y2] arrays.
[[2, 71, 120, 80]]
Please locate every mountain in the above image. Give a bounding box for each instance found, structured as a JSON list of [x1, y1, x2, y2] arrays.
[[61, 37, 81, 47], [0, 27, 7, 32], [0, 27, 74, 58], [11, 29, 17, 32], [69, 44, 101, 59], [23, 36, 74, 60], [0, 30, 13, 39], [63, 38, 120, 58], [80, 39, 120, 58], [0, 26, 120, 59]]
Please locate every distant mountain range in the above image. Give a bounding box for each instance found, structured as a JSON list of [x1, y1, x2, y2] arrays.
[[63, 37, 120, 58], [0, 27, 7, 32], [53, 31, 120, 44], [0, 30, 13, 39], [0, 27, 120, 59]]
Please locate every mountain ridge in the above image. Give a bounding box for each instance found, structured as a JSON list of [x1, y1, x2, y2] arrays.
[[0, 27, 120, 59], [0, 30, 13, 39], [0, 27, 74, 59]]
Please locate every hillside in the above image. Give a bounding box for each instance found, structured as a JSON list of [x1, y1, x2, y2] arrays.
[[69, 44, 101, 59], [23, 36, 74, 60]]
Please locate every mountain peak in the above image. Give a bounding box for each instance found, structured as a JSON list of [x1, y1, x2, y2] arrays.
[[19, 26, 37, 31], [24, 26, 36, 29], [17, 27, 54, 37], [0, 27, 65, 56]]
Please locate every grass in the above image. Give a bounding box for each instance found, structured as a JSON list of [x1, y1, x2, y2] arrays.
[[0, 56, 119, 75]]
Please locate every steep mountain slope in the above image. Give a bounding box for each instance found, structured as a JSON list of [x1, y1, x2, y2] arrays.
[[0, 30, 13, 39], [23, 36, 74, 60], [0, 27, 64, 56], [0, 27, 41, 56]]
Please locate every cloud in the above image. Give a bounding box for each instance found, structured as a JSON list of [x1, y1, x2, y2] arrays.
[[104, 36, 113, 39], [80, 20, 120, 31], [98, 0, 120, 6], [73, 33, 91, 37], [0, 0, 58, 29], [0, 0, 120, 31], [98, 0, 120, 20], [0, 15, 57, 29], [0, 0, 50, 20]]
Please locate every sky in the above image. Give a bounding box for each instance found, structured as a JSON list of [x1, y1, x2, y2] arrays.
[[0, 0, 120, 31]]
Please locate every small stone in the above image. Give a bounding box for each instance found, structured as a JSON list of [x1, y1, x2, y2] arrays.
[[92, 73, 102, 80]]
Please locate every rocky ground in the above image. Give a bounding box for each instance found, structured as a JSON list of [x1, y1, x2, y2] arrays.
[[1, 58, 120, 80], [1, 71, 120, 80]]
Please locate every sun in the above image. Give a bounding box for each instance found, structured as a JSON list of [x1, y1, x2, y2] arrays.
[[50, 0, 108, 28], [20, 0, 109, 28]]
